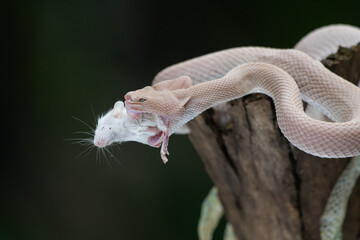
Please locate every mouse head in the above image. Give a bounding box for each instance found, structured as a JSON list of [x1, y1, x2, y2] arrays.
[[93, 101, 162, 148], [93, 101, 128, 147]]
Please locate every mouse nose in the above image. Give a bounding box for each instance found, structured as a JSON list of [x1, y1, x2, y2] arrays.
[[94, 140, 103, 147], [94, 138, 109, 147]]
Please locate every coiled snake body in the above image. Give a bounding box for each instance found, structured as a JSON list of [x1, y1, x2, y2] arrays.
[[123, 25, 360, 240], [138, 25, 360, 161]]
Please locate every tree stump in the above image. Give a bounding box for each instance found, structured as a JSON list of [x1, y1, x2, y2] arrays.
[[188, 44, 360, 240]]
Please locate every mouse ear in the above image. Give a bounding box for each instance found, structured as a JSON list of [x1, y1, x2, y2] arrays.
[[113, 101, 124, 118]]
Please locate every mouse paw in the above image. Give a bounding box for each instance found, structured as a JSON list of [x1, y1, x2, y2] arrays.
[[160, 132, 170, 164], [161, 149, 169, 164]]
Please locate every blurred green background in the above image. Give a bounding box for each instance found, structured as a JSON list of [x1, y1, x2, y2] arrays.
[[5, 0, 360, 239]]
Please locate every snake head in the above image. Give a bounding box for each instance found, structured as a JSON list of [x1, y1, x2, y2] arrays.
[[124, 77, 192, 120], [124, 86, 153, 119], [125, 88, 180, 119]]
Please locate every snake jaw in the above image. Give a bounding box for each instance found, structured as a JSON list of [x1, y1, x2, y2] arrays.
[[124, 94, 142, 117], [125, 104, 143, 120], [125, 96, 153, 120]]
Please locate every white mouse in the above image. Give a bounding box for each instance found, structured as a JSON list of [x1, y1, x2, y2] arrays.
[[93, 101, 166, 148]]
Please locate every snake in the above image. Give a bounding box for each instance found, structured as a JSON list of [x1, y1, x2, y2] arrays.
[[124, 25, 360, 162], [121, 25, 360, 239]]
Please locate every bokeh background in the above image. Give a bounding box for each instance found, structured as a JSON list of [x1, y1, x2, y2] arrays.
[[5, 0, 360, 239]]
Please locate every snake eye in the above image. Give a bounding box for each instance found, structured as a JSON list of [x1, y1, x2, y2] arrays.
[[139, 98, 146, 102]]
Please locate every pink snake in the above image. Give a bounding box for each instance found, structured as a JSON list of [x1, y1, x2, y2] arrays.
[[124, 25, 360, 162]]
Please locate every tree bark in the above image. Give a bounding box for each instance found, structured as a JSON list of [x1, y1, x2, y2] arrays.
[[188, 44, 360, 240]]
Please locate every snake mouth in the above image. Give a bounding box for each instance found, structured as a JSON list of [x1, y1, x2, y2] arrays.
[[124, 95, 145, 110], [125, 103, 144, 120]]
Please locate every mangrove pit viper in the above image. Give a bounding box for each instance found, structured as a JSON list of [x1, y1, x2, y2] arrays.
[[120, 24, 360, 163]]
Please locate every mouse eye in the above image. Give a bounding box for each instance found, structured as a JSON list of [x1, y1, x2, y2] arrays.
[[139, 98, 146, 102]]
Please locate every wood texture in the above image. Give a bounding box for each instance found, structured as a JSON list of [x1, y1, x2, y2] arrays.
[[188, 44, 360, 240]]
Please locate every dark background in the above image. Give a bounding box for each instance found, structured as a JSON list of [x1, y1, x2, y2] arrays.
[[5, 0, 360, 239]]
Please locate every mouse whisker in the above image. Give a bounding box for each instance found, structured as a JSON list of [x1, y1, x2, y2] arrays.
[[89, 102, 97, 126], [72, 131, 94, 136], [76, 144, 95, 159], [103, 146, 124, 167], [65, 138, 93, 146], [97, 148, 105, 167], [72, 116, 95, 131], [96, 148, 102, 166], [99, 148, 112, 168]]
